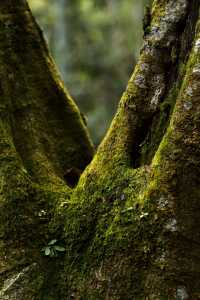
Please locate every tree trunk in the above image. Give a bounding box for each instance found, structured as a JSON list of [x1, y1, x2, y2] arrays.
[[0, 0, 200, 299], [0, 1, 93, 299]]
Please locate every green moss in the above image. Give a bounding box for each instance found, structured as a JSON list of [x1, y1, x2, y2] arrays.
[[1, 1, 200, 299], [0, 2, 94, 299], [151, 0, 168, 23], [58, 7, 200, 299]]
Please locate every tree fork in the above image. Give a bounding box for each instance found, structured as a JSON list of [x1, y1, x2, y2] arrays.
[[0, 0, 200, 299]]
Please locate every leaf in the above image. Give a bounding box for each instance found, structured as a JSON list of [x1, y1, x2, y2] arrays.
[[45, 247, 51, 256], [48, 239, 57, 245], [49, 248, 56, 257], [54, 245, 66, 252]]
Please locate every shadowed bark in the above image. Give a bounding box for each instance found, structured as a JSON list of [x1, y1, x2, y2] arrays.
[[0, 0, 200, 299], [0, 1, 94, 299]]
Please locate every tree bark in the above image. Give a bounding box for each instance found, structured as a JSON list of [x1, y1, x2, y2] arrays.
[[0, 1, 93, 299], [0, 0, 200, 299], [63, 0, 200, 299]]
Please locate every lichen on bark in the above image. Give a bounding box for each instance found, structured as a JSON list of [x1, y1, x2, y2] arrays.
[[0, 0, 200, 299], [62, 0, 200, 299]]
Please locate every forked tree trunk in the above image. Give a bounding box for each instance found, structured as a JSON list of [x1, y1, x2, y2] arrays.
[[0, 0, 200, 299]]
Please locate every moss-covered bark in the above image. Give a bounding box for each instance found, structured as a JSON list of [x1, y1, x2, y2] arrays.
[[0, 0, 200, 299], [62, 0, 200, 299], [0, 1, 94, 299]]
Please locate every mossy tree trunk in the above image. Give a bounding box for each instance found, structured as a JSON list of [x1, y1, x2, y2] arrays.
[[0, 1, 94, 299], [0, 0, 200, 299]]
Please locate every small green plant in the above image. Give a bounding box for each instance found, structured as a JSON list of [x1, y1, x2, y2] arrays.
[[41, 239, 65, 257]]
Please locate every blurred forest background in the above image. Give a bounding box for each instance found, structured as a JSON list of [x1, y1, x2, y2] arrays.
[[29, 0, 150, 145]]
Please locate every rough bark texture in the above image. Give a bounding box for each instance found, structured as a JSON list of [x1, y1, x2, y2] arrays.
[[63, 0, 200, 299], [0, 1, 94, 299], [0, 0, 200, 299]]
